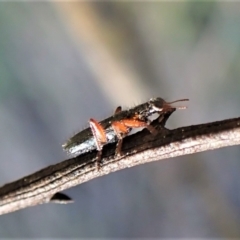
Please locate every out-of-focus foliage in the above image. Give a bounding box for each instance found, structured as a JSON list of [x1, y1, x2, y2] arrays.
[[0, 2, 240, 238]]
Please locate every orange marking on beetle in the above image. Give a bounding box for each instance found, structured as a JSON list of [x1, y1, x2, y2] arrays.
[[120, 119, 148, 128], [89, 118, 107, 150], [112, 121, 130, 138]]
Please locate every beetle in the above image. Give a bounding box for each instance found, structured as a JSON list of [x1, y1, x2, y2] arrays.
[[63, 97, 188, 166]]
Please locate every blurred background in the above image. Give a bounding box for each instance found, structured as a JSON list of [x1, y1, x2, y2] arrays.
[[0, 2, 240, 238]]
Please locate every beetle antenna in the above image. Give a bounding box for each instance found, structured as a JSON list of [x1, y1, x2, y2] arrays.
[[165, 98, 189, 110], [166, 98, 189, 104]]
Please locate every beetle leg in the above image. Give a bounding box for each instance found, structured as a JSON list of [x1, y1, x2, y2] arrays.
[[112, 118, 158, 156], [89, 118, 107, 169], [111, 121, 131, 156], [120, 119, 158, 136], [114, 106, 122, 115]]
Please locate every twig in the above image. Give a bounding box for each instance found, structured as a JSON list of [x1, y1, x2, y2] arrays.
[[0, 111, 240, 215]]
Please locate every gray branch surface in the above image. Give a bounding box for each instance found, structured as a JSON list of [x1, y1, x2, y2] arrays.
[[0, 111, 240, 215]]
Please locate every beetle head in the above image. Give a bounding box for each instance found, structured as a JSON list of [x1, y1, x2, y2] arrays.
[[148, 97, 189, 114]]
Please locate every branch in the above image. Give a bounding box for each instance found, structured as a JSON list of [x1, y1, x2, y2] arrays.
[[0, 111, 240, 215]]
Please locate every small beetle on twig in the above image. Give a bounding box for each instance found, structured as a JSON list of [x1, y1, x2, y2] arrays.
[[63, 98, 188, 168]]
